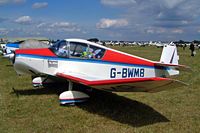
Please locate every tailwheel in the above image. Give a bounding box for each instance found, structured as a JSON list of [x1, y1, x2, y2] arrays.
[[59, 81, 89, 105]]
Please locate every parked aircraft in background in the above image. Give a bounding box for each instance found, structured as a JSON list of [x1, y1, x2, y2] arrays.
[[0, 43, 6, 54], [12, 39, 190, 105], [2, 39, 50, 60], [2, 41, 21, 58]]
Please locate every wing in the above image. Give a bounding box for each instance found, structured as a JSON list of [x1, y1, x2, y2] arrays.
[[56, 72, 187, 93]]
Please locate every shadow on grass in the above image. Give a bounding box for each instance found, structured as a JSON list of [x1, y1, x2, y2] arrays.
[[78, 89, 169, 127], [11, 85, 169, 127], [11, 83, 67, 96], [6, 64, 13, 67]]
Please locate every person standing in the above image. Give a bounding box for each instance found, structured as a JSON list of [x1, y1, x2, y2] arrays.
[[183, 43, 186, 50], [190, 42, 195, 56]]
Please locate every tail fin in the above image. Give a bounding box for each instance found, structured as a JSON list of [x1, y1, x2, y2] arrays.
[[155, 42, 191, 77], [160, 42, 179, 65], [158, 42, 179, 76]]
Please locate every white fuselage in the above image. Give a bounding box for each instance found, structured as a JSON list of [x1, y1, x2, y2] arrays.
[[14, 55, 167, 81]]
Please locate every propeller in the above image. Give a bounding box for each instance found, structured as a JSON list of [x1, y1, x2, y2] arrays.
[[10, 51, 16, 64]]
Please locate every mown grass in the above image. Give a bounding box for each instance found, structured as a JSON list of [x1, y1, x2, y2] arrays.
[[0, 46, 199, 133]]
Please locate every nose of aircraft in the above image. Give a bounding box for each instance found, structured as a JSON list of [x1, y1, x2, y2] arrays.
[[13, 48, 55, 75], [11, 52, 15, 64], [13, 52, 30, 75], [12, 49, 34, 75]]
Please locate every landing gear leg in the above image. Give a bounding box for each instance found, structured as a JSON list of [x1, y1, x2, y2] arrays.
[[59, 80, 89, 105]]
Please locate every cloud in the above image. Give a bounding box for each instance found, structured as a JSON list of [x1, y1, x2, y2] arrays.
[[36, 21, 81, 33], [2, 0, 200, 41], [0, 0, 9, 5], [50, 22, 71, 28], [49, 22, 78, 31], [172, 29, 184, 34], [99, 0, 200, 40], [162, 0, 186, 9], [51, 22, 80, 32], [0, 0, 25, 5], [0, 28, 9, 35], [145, 28, 155, 34], [96, 18, 128, 29], [0, 17, 7, 23], [32, 2, 48, 9], [32, 21, 85, 39], [13, 0, 25, 4], [36, 22, 46, 28], [101, 0, 136, 6], [15, 16, 32, 24]]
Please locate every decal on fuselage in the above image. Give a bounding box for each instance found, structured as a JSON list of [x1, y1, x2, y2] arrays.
[[48, 60, 58, 68], [110, 68, 145, 78]]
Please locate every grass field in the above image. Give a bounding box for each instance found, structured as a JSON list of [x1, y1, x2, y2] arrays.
[[0, 46, 199, 133]]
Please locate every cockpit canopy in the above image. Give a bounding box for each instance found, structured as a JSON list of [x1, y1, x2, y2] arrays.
[[50, 40, 106, 59]]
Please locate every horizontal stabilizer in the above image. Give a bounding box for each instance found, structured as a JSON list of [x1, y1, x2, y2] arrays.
[[155, 62, 192, 72]]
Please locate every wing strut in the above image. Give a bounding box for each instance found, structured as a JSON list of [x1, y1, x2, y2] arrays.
[[68, 80, 73, 91], [59, 80, 89, 105]]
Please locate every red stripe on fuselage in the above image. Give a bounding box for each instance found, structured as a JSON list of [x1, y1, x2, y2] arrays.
[[15, 48, 56, 57], [57, 72, 168, 86], [102, 50, 154, 66]]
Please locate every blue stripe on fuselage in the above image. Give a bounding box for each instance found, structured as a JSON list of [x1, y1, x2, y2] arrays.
[[15, 54, 169, 70], [6, 43, 19, 48]]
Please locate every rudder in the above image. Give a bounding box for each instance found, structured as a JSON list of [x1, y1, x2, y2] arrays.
[[160, 42, 179, 65]]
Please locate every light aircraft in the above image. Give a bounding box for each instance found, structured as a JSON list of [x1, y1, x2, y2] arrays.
[[1, 41, 20, 57], [0, 43, 6, 53], [12, 39, 190, 105], [2, 39, 49, 60]]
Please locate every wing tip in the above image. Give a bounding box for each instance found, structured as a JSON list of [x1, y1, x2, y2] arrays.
[[147, 78, 188, 93]]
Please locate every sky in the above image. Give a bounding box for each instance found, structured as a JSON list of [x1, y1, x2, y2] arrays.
[[0, 0, 200, 41]]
